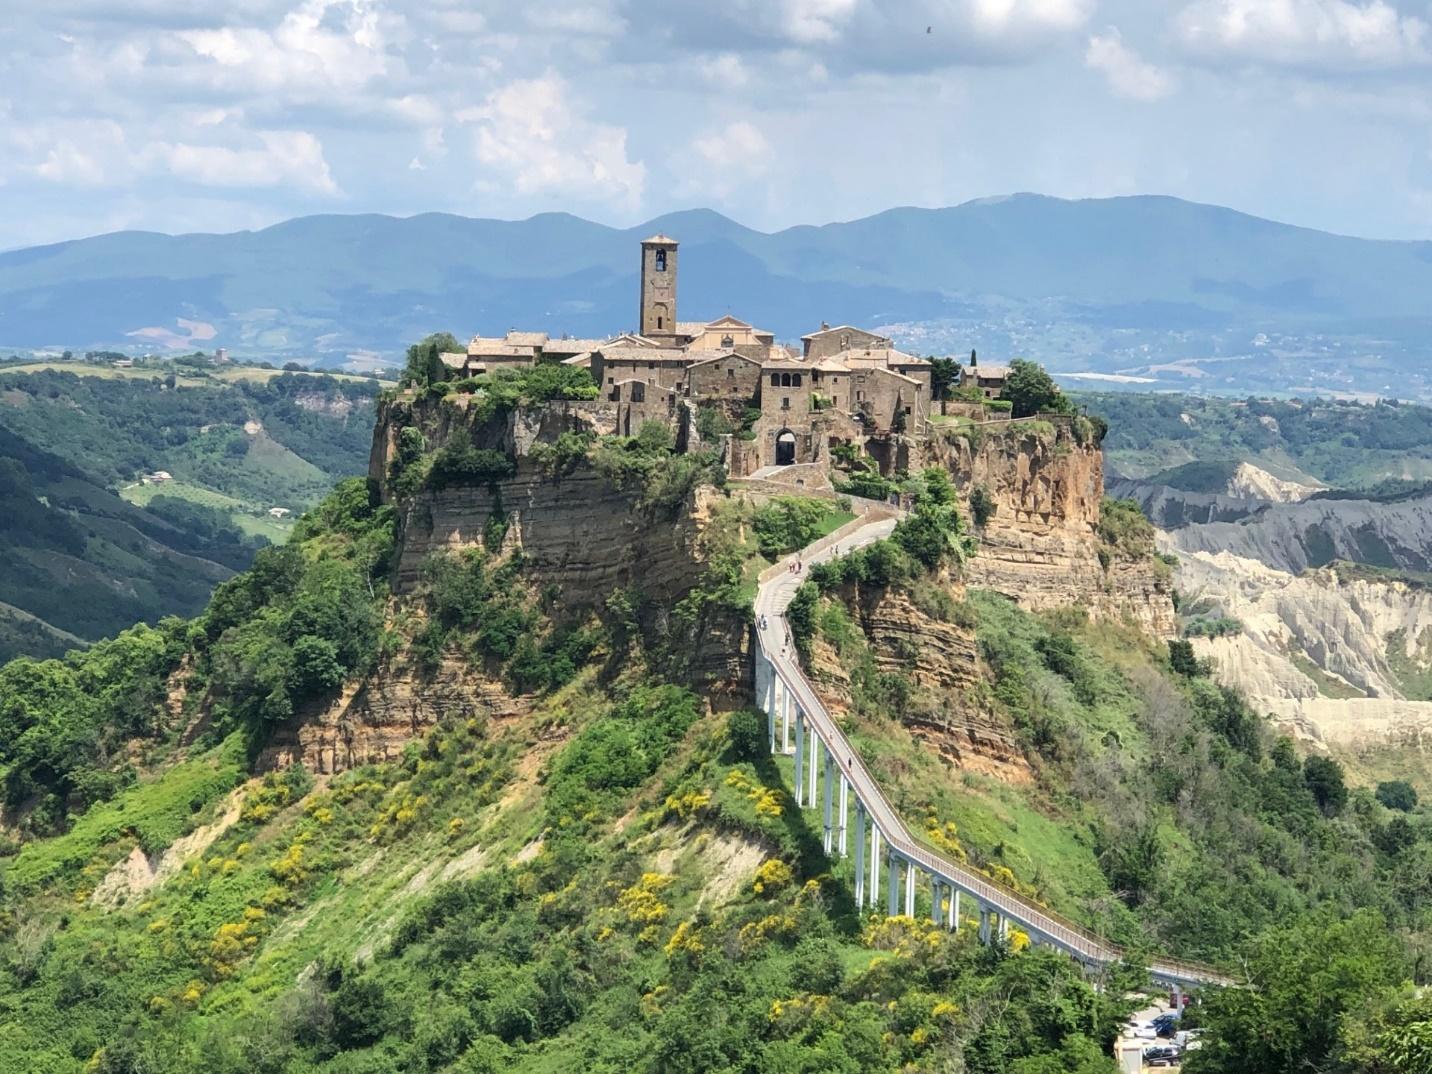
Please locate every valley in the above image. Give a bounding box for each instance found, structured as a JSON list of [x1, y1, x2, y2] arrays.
[[0, 365, 379, 661], [0, 246, 1427, 1074]]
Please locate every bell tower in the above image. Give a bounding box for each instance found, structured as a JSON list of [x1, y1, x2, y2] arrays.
[[639, 234, 678, 339]]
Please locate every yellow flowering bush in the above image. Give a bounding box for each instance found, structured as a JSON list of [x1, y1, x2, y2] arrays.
[[752, 858, 794, 895]]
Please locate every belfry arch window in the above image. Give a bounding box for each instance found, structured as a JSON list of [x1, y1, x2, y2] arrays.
[[655, 249, 667, 272]]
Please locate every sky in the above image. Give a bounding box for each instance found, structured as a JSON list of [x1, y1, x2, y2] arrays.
[[3, 0, 1432, 250]]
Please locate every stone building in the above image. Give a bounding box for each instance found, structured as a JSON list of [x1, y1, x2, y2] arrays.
[[960, 355, 1010, 400], [442, 233, 981, 474]]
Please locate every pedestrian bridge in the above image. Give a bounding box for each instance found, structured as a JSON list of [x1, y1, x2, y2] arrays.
[[752, 512, 1234, 992]]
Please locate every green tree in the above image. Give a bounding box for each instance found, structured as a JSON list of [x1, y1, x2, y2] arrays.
[[1304, 754, 1348, 816], [1004, 359, 1072, 419], [1377, 780, 1419, 812], [403, 332, 460, 387], [1186, 911, 1404, 1074], [928, 356, 961, 399]]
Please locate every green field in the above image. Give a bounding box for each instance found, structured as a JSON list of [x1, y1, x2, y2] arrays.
[[120, 480, 294, 544]]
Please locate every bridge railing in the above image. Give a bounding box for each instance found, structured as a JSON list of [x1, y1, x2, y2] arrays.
[[755, 512, 1235, 989]]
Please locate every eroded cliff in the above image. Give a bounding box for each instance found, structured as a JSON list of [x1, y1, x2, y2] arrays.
[[929, 420, 1176, 637]]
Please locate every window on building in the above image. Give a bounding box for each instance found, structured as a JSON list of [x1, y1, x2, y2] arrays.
[[771, 373, 780, 386], [648, 362, 656, 370], [792, 373, 802, 387], [607, 377, 614, 385], [657, 317, 664, 330], [904, 406, 912, 415], [726, 368, 734, 379], [856, 391, 863, 401], [655, 249, 666, 272], [721, 334, 734, 348], [632, 383, 645, 403], [780, 373, 792, 387], [782, 397, 790, 409]]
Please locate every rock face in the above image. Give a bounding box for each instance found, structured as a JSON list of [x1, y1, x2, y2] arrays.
[[258, 655, 528, 773], [1162, 492, 1432, 574], [372, 395, 707, 606], [930, 421, 1177, 638], [1169, 542, 1432, 752], [810, 583, 1030, 782]]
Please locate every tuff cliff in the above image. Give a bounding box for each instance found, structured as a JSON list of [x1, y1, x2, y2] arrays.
[[807, 580, 1030, 782], [929, 419, 1177, 638], [371, 393, 706, 604]]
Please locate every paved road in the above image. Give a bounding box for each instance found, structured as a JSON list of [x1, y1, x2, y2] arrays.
[[754, 514, 1233, 989]]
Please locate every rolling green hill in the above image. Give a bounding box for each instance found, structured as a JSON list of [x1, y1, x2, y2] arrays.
[[0, 369, 379, 660], [1084, 391, 1432, 490], [6, 195, 1432, 384]]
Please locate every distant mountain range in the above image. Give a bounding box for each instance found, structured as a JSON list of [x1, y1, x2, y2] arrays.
[[5, 194, 1432, 393]]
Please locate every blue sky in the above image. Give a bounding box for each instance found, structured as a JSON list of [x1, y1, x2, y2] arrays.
[[3, 0, 1431, 249]]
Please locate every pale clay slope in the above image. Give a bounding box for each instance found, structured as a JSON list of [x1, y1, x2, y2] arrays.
[[1166, 493, 1432, 575], [1167, 540, 1432, 749], [1224, 462, 1319, 504]]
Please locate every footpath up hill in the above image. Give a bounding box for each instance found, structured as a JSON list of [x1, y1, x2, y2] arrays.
[[0, 376, 1427, 1073]]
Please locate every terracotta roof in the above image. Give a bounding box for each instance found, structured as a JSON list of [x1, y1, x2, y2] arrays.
[[440, 352, 468, 369], [831, 347, 928, 368], [597, 346, 691, 362], [675, 321, 708, 337], [467, 341, 539, 359], [968, 363, 1010, 379], [560, 353, 594, 366], [505, 331, 549, 347], [542, 338, 606, 354], [687, 349, 761, 368], [800, 324, 890, 342], [605, 332, 663, 348]]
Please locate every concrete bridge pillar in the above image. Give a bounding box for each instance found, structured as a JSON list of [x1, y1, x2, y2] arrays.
[[793, 711, 805, 807], [821, 745, 834, 854], [837, 777, 849, 856], [978, 906, 992, 944], [904, 863, 916, 918], [807, 720, 818, 806], [998, 915, 1009, 943], [870, 827, 881, 906], [949, 888, 960, 931], [853, 803, 866, 907], [764, 661, 777, 755], [886, 853, 900, 917], [930, 880, 943, 926]]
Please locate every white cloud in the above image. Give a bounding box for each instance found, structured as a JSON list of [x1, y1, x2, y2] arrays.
[[32, 142, 109, 186], [1177, 0, 1431, 69], [1086, 28, 1174, 100], [147, 131, 340, 194], [175, 0, 401, 95], [691, 120, 772, 171], [462, 74, 644, 209]]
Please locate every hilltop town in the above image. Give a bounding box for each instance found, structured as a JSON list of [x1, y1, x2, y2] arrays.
[[425, 234, 1016, 482]]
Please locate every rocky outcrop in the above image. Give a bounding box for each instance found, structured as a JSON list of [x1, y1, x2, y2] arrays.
[[929, 420, 1176, 637], [810, 582, 1030, 782], [258, 654, 529, 774]]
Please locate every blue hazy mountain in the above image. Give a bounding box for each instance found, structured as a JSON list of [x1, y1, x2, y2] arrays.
[[3, 194, 1430, 361]]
